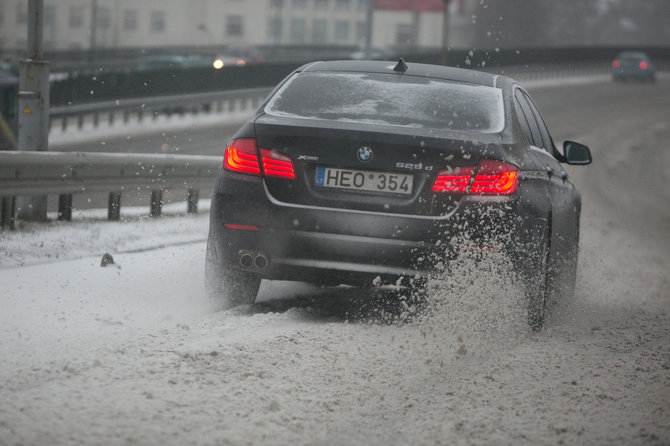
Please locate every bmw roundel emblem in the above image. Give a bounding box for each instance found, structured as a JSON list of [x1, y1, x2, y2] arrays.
[[357, 146, 373, 163]]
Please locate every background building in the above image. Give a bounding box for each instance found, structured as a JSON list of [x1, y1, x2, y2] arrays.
[[0, 0, 668, 60], [0, 0, 472, 54], [468, 0, 670, 49]]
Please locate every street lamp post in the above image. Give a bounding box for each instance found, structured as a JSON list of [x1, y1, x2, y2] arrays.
[[440, 0, 450, 65], [17, 0, 50, 221], [89, 0, 98, 64], [364, 0, 373, 59]]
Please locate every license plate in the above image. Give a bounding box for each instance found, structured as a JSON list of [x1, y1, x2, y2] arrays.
[[315, 167, 413, 195]]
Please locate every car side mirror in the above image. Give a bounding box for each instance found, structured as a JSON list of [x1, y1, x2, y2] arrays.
[[563, 140, 592, 165]]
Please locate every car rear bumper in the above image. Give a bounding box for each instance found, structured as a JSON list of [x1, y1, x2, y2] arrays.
[[207, 171, 543, 286], [611, 69, 655, 81]]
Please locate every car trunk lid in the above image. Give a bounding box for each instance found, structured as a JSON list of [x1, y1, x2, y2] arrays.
[[254, 116, 502, 217]]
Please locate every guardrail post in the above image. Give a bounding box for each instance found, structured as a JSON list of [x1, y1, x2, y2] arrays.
[[108, 192, 121, 221], [1, 197, 16, 230], [57, 193, 73, 221], [150, 190, 163, 217], [187, 188, 198, 214]]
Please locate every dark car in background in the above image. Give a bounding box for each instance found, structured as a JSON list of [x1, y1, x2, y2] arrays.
[[136, 54, 213, 71], [212, 45, 264, 69], [205, 60, 592, 330], [0, 69, 19, 150], [611, 51, 656, 82], [349, 45, 396, 61]]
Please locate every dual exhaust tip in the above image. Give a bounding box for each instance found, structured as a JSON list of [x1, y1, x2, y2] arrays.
[[238, 250, 268, 270]]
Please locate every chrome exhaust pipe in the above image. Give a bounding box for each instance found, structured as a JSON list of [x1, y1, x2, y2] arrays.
[[254, 254, 268, 269], [238, 250, 269, 270], [238, 251, 255, 268]]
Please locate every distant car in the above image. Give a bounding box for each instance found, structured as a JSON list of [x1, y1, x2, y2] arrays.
[[0, 60, 18, 76], [349, 46, 396, 60], [137, 54, 212, 71], [205, 60, 592, 330], [212, 46, 264, 69], [0, 71, 19, 150], [611, 51, 655, 82]]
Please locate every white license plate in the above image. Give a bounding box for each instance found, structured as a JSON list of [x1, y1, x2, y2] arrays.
[[315, 167, 413, 195]]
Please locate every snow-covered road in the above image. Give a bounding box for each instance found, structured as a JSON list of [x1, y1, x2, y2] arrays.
[[1, 78, 669, 446]]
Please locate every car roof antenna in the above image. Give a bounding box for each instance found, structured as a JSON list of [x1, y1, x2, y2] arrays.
[[393, 58, 408, 73]]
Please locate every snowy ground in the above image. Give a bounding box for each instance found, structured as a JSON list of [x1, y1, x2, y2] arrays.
[[1, 77, 669, 445]]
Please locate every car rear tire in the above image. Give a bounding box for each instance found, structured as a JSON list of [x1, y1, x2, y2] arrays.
[[205, 244, 261, 310], [525, 236, 551, 332], [562, 231, 579, 301]]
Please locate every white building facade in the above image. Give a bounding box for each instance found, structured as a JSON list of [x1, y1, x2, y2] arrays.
[[0, 0, 474, 53]]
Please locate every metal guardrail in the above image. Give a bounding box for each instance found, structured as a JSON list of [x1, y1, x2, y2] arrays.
[[50, 87, 272, 133], [45, 63, 611, 135], [0, 151, 221, 229], [39, 59, 670, 136]]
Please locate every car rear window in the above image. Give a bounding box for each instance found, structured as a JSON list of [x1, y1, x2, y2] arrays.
[[620, 54, 644, 60], [264, 72, 505, 133]]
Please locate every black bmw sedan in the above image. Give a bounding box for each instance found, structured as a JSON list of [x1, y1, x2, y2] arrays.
[[205, 59, 592, 330]]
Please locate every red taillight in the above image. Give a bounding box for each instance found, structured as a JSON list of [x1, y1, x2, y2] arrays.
[[224, 223, 259, 231], [612, 60, 620, 69], [223, 138, 295, 179], [432, 159, 518, 196], [469, 159, 518, 195], [224, 138, 261, 175], [261, 149, 296, 179], [432, 167, 474, 193], [639, 61, 648, 70]]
